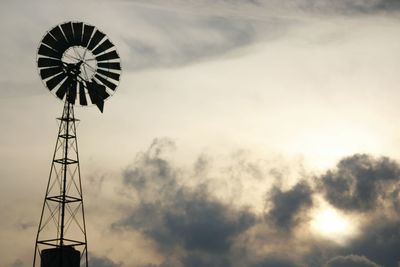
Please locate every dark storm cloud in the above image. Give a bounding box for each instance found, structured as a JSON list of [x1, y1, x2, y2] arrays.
[[324, 254, 381, 267], [319, 154, 400, 212], [266, 181, 313, 230], [115, 139, 256, 265]]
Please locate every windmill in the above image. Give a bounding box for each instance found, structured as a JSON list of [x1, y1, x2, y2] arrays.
[[33, 21, 121, 267]]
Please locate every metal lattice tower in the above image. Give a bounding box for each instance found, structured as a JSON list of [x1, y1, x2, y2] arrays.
[[33, 100, 88, 267]]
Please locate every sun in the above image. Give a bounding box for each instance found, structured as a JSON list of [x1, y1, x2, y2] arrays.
[[310, 203, 358, 244]]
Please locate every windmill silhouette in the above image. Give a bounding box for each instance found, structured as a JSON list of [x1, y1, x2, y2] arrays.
[[33, 21, 121, 267]]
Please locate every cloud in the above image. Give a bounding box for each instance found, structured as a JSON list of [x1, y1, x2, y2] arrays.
[[117, 186, 255, 254], [109, 141, 400, 267], [265, 181, 313, 230], [114, 138, 256, 265], [269, 0, 400, 15], [4, 0, 400, 99], [324, 254, 382, 267], [0, 0, 273, 99], [122, 138, 177, 199], [319, 154, 400, 212], [250, 256, 298, 267], [128, 0, 400, 17], [121, 15, 263, 70], [343, 218, 400, 267], [89, 255, 121, 267], [315, 154, 400, 266]]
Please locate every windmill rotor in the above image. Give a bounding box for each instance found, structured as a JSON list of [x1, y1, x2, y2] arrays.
[[37, 21, 121, 112]]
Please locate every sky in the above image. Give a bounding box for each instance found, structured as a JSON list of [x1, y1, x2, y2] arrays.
[[1, 0, 400, 266]]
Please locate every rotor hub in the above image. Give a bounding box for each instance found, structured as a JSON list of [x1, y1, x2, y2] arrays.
[[62, 46, 97, 80]]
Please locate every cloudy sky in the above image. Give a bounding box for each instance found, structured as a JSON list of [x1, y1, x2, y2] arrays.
[[1, 0, 400, 266]]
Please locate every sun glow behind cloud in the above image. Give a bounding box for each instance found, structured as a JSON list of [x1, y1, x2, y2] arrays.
[[310, 201, 359, 244]]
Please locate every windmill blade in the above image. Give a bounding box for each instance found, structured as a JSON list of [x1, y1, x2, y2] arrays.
[[50, 26, 66, 42], [72, 22, 83, 45], [97, 62, 121, 70], [38, 44, 61, 59], [95, 50, 119, 62], [40, 66, 63, 80], [79, 82, 88, 106], [86, 81, 109, 99], [94, 74, 117, 90], [42, 34, 59, 52], [55, 76, 75, 100], [82, 24, 95, 47], [49, 26, 69, 52], [61, 22, 74, 44], [86, 81, 101, 102], [92, 39, 114, 55], [46, 72, 66, 91], [96, 68, 120, 81], [87, 30, 106, 51], [38, 57, 62, 68]]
